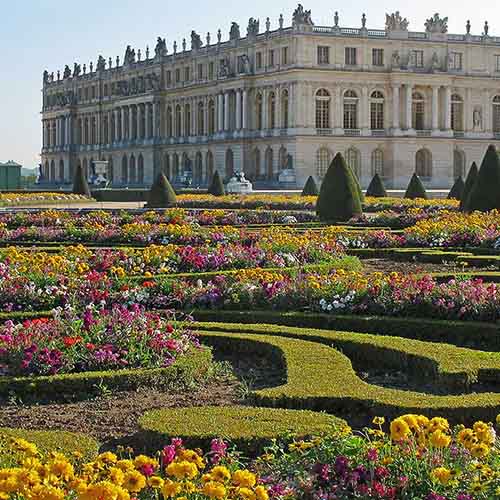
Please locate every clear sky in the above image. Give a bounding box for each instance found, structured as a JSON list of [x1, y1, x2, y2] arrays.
[[1, 0, 499, 168]]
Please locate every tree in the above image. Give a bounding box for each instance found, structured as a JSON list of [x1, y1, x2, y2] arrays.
[[464, 145, 500, 212], [366, 173, 387, 198], [404, 173, 428, 200], [146, 173, 177, 208], [208, 171, 225, 196], [447, 176, 465, 200], [72, 163, 91, 197], [316, 152, 363, 222], [459, 162, 478, 212], [301, 176, 319, 196]]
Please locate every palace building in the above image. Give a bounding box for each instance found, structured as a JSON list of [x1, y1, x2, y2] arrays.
[[41, 5, 500, 189]]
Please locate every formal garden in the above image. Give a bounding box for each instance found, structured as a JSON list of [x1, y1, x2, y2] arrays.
[[1, 148, 500, 500]]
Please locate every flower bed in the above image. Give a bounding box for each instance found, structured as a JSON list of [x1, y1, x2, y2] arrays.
[[0, 192, 90, 206]]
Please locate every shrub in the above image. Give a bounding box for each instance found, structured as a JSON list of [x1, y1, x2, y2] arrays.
[[365, 173, 387, 198], [301, 176, 319, 196], [208, 171, 225, 197], [146, 173, 177, 208], [316, 153, 363, 222], [72, 163, 91, 197], [464, 145, 500, 212], [404, 173, 427, 199], [460, 162, 479, 211], [447, 176, 465, 200]]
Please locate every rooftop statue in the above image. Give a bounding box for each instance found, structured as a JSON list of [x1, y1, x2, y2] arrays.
[[43, 70, 49, 84], [247, 17, 260, 37], [123, 45, 136, 65], [191, 31, 203, 50], [425, 13, 448, 34], [63, 65, 72, 79], [96, 55, 106, 72], [230, 22, 241, 41], [73, 63, 81, 77], [293, 4, 314, 26], [155, 37, 167, 58], [385, 12, 409, 32]]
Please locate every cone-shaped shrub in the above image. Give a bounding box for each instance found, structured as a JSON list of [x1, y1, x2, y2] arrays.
[[404, 173, 428, 199], [447, 176, 465, 200], [146, 173, 177, 208], [301, 176, 319, 196], [316, 152, 363, 222], [208, 171, 225, 196], [465, 145, 500, 212], [72, 163, 91, 197], [460, 162, 478, 212], [366, 173, 387, 198]]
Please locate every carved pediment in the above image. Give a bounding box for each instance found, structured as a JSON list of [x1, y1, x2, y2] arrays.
[[425, 13, 448, 34]]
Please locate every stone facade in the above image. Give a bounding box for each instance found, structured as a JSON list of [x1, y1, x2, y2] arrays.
[[41, 6, 500, 189]]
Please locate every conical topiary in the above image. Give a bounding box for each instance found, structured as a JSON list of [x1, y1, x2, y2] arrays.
[[447, 176, 465, 200], [460, 162, 479, 212], [366, 173, 387, 198], [316, 152, 363, 222], [464, 145, 500, 212], [208, 171, 225, 196], [301, 176, 319, 196], [404, 173, 428, 200], [146, 173, 177, 208], [72, 163, 91, 197]]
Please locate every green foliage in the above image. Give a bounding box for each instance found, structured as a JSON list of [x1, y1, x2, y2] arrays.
[[404, 173, 428, 200], [301, 176, 319, 196], [139, 406, 344, 453], [366, 173, 387, 198], [316, 153, 363, 222], [460, 162, 479, 212], [146, 173, 177, 208], [464, 145, 500, 212], [0, 429, 99, 462], [208, 171, 225, 197], [448, 176, 465, 200], [72, 163, 91, 197]]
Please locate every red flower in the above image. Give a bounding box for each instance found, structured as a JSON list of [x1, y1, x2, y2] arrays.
[[166, 324, 174, 333], [142, 281, 156, 288], [63, 336, 82, 347], [85, 343, 96, 351]]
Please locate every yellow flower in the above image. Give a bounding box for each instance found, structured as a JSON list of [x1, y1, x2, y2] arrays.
[[255, 485, 269, 500], [161, 479, 182, 498], [429, 430, 451, 448], [148, 476, 164, 489], [210, 465, 231, 482], [372, 416, 385, 426], [108, 467, 125, 486], [232, 470, 257, 488], [203, 480, 227, 499], [237, 487, 256, 500], [471, 443, 490, 459], [390, 418, 411, 441], [431, 467, 452, 485], [122, 470, 146, 493], [166, 460, 199, 480]]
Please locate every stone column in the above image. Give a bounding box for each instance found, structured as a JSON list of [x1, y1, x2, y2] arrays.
[[114, 109, 119, 142], [236, 89, 242, 130], [129, 106, 135, 140], [66, 116, 71, 145], [275, 86, 282, 130], [192, 98, 197, 136], [444, 87, 452, 131], [152, 102, 158, 138], [55, 118, 60, 146], [431, 86, 440, 132], [334, 86, 342, 133], [405, 84, 413, 130], [224, 92, 230, 131], [203, 96, 209, 135], [392, 85, 401, 133], [217, 94, 224, 132], [242, 90, 248, 130], [361, 86, 369, 134], [96, 113, 101, 145], [465, 88, 473, 132], [121, 108, 126, 141], [145, 104, 150, 138], [262, 88, 268, 130], [137, 105, 142, 139]]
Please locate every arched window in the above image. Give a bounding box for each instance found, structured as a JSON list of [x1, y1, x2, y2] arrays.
[[184, 103, 191, 136], [493, 96, 500, 133], [208, 100, 216, 135], [256, 94, 263, 130], [166, 107, 173, 137], [121, 156, 128, 184], [347, 148, 361, 179], [225, 149, 234, 179], [206, 151, 214, 180], [370, 91, 384, 130], [451, 94, 464, 131], [343, 90, 358, 130], [129, 155, 136, 183], [194, 152, 203, 184], [315, 89, 330, 129], [415, 149, 432, 179], [268, 92, 276, 129], [198, 102, 205, 135], [371, 149, 384, 177], [137, 155, 144, 184], [265, 147, 274, 180], [281, 90, 289, 128], [58, 160, 64, 182], [175, 105, 182, 137], [453, 149, 465, 179], [316, 147, 331, 179], [412, 92, 425, 130]]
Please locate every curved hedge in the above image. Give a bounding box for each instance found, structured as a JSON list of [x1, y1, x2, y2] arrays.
[[139, 406, 345, 453]]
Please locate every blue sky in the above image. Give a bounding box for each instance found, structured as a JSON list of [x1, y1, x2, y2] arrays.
[[1, 1, 498, 168]]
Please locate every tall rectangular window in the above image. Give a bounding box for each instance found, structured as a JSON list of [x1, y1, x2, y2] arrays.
[[317, 46, 330, 65], [282, 46, 289, 65], [208, 62, 214, 79], [197, 64, 203, 80], [166, 71, 172, 86], [495, 55, 500, 72], [372, 48, 384, 67], [449, 52, 463, 71], [184, 66, 190, 82], [410, 50, 424, 68], [175, 68, 181, 83], [256, 52, 263, 69], [269, 49, 275, 67], [345, 47, 357, 66]]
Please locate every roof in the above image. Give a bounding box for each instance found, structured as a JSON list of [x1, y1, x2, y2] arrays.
[[0, 161, 22, 167]]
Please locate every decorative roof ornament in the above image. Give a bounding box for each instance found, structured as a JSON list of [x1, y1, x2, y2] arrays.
[[89, 61, 93, 73], [191, 30, 203, 50], [361, 13, 367, 28], [217, 29, 222, 44], [266, 17, 271, 33], [155, 38, 167, 58], [279, 14, 284, 30], [96, 55, 106, 72], [73, 63, 81, 77], [247, 17, 260, 38], [466, 20, 471, 35], [146, 46, 150, 59], [206, 32, 211, 46], [229, 22, 240, 41], [385, 11, 409, 32], [123, 45, 136, 65], [57, 70, 60, 81], [108, 57, 113, 69], [292, 4, 314, 26], [137, 49, 142, 62], [43, 70, 49, 84], [173, 41, 177, 54], [334, 11, 339, 28], [182, 38, 186, 52], [483, 21, 489, 37], [116, 56, 120, 67], [425, 13, 448, 34], [63, 65, 72, 79]]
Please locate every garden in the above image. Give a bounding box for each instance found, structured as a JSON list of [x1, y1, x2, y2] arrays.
[[1, 148, 500, 499]]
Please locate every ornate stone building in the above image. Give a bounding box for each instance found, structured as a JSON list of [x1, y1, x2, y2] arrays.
[[41, 5, 500, 189]]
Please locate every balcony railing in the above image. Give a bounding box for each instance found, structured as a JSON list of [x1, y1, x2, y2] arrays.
[[416, 129, 432, 137], [344, 129, 361, 137], [316, 128, 334, 136], [371, 129, 386, 137], [454, 131, 465, 138]]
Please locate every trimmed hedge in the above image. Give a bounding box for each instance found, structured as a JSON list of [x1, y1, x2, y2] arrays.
[[72, 163, 91, 198], [448, 176, 465, 200], [0, 428, 99, 461], [366, 174, 387, 198], [139, 406, 345, 454], [301, 176, 319, 196], [208, 171, 225, 196], [196, 324, 500, 423], [460, 162, 478, 211], [0, 348, 212, 401], [404, 174, 427, 199], [146, 173, 177, 208]]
